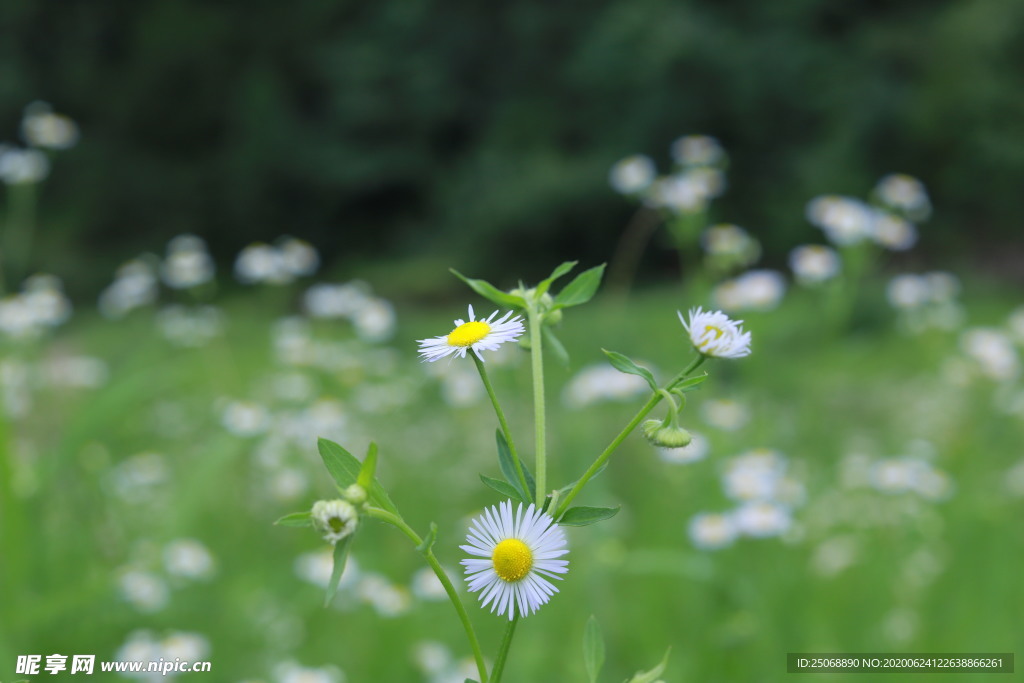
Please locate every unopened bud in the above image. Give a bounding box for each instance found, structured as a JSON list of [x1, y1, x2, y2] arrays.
[[643, 419, 693, 448], [311, 499, 358, 544], [343, 484, 367, 505]]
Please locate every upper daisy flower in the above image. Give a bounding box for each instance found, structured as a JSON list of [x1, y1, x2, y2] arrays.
[[460, 500, 568, 620], [679, 307, 752, 358], [417, 305, 525, 362]]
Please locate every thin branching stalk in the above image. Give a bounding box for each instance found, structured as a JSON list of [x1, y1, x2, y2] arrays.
[[472, 353, 530, 497]]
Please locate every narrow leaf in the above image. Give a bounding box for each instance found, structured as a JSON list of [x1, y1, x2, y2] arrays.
[[480, 474, 525, 503], [496, 430, 534, 501], [559, 505, 620, 527], [357, 442, 378, 490], [416, 522, 438, 553], [324, 535, 354, 607], [450, 269, 525, 308], [626, 647, 671, 683], [602, 349, 657, 390], [318, 438, 400, 516], [274, 511, 313, 527], [554, 264, 606, 309], [674, 372, 709, 392], [542, 326, 570, 367], [536, 260, 577, 297], [583, 615, 606, 683]]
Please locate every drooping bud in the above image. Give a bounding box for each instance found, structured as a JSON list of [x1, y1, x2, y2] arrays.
[[642, 419, 693, 449]]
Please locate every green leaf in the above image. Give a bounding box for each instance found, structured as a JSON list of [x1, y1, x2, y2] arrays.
[[536, 260, 577, 297], [542, 326, 570, 367], [584, 615, 606, 683], [674, 372, 709, 392], [626, 647, 671, 683], [559, 505, 620, 526], [480, 473, 525, 502], [318, 438, 400, 516], [450, 269, 526, 308], [496, 430, 535, 501], [554, 264, 606, 309], [602, 349, 657, 390], [324, 534, 354, 607], [416, 521, 438, 553], [357, 442, 378, 490], [464, 679, 479, 683], [273, 511, 313, 527]]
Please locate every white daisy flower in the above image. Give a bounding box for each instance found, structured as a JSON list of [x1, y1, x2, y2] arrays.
[[679, 307, 752, 359], [311, 499, 358, 545], [417, 305, 524, 362], [460, 500, 568, 620]]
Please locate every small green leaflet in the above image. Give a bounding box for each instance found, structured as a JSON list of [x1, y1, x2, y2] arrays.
[[602, 349, 657, 390], [625, 647, 671, 683], [273, 511, 313, 527], [559, 505, 620, 526], [674, 372, 709, 392], [317, 438, 400, 516], [449, 269, 525, 309], [416, 522, 438, 553], [536, 260, 578, 297], [496, 429, 535, 502], [323, 534, 354, 607], [543, 326, 571, 367], [553, 263, 606, 310], [583, 615, 606, 683], [357, 441, 378, 490], [480, 474, 524, 502]]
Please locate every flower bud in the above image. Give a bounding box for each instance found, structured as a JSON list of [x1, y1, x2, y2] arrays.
[[311, 499, 358, 544], [643, 419, 693, 448], [343, 484, 367, 505]]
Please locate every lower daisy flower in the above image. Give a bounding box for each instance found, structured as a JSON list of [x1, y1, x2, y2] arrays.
[[460, 500, 568, 619], [417, 305, 525, 362]]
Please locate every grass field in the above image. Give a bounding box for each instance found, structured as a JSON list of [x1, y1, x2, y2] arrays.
[[1, 272, 1022, 683]]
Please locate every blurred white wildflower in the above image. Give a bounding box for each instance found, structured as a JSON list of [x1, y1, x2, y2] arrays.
[[21, 101, 79, 150], [655, 430, 709, 464], [670, 135, 725, 167], [1, 359, 32, 417], [273, 661, 344, 683], [789, 244, 841, 285], [352, 298, 396, 342], [117, 569, 170, 612], [713, 270, 786, 312], [881, 607, 919, 644], [647, 170, 724, 214], [1007, 306, 1024, 345], [426, 362, 483, 407], [161, 235, 214, 289], [562, 363, 651, 408], [357, 573, 412, 617], [0, 275, 72, 339], [873, 173, 931, 222], [412, 641, 453, 679], [722, 449, 790, 502], [806, 195, 874, 246], [1005, 460, 1024, 497], [687, 512, 737, 550], [273, 317, 314, 365], [702, 224, 760, 270], [869, 456, 953, 501], [116, 630, 211, 682], [41, 355, 109, 389], [163, 538, 215, 581], [235, 243, 289, 284], [266, 467, 309, 502], [871, 212, 917, 251], [279, 237, 319, 276], [961, 328, 1020, 381], [99, 259, 159, 318], [811, 536, 859, 577], [294, 551, 360, 590], [700, 399, 749, 431], [609, 155, 656, 195], [0, 145, 50, 184], [304, 282, 371, 319], [108, 452, 169, 503], [733, 501, 792, 538], [156, 305, 224, 347], [221, 400, 271, 437], [411, 567, 449, 601]]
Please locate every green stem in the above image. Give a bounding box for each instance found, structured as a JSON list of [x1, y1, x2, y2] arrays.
[[555, 355, 705, 518], [472, 352, 530, 497], [490, 616, 519, 683], [365, 507, 489, 682], [528, 309, 547, 506]]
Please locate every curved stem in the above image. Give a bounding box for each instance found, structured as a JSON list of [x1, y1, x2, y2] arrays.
[[364, 507, 489, 682], [528, 309, 547, 506], [472, 353, 530, 497], [554, 355, 705, 518], [490, 616, 519, 683]]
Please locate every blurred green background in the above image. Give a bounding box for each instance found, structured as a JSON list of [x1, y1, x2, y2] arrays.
[[3, 0, 1024, 289]]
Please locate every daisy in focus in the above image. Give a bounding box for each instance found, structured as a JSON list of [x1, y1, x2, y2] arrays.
[[417, 305, 524, 362], [460, 500, 568, 620], [680, 307, 752, 358]]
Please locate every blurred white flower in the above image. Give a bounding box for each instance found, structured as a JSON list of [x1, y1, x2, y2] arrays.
[[700, 399, 749, 431], [687, 512, 737, 550], [279, 237, 320, 277], [221, 400, 271, 437], [647, 169, 724, 214], [353, 298, 396, 342], [733, 501, 792, 538], [713, 270, 786, 312], [99, 259, 159, 319], [118, 570, 170, 612], [887, 275, 930, 310], [0, 145, 50, 184], [157, 305, 224, 347], [871, 212, 917, 251], [357, 573, 412, 617], [811, 536, 859, 577], [161, 235, 214, 289], [701, 224, 761, 268], [21, 101, 79, 150], [116, 630, 211, 681], [304, 282, 371, 319], [273, 661, 345, 683], [806, 195, 874, 246], [873, 173, 931, 221], [108, 452, 168, 503], [41, 355, 109, 389], [670, 135, 725, 167], [723, 449, 789, 502], [411, 566, 449, 601], [961, 328, 1019, 381], [562, 363, 651, 408], [163, 538, 216, 580], [609, 154, 656, 195], [655, 430, 709, 464], [235, 243, 289, 284], [789, 244, 841, 285]]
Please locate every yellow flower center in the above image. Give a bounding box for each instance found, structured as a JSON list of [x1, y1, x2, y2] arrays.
[[492, 538, 533, 582], [447, 320, 491, 347], [704, 324, 725, 340]]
